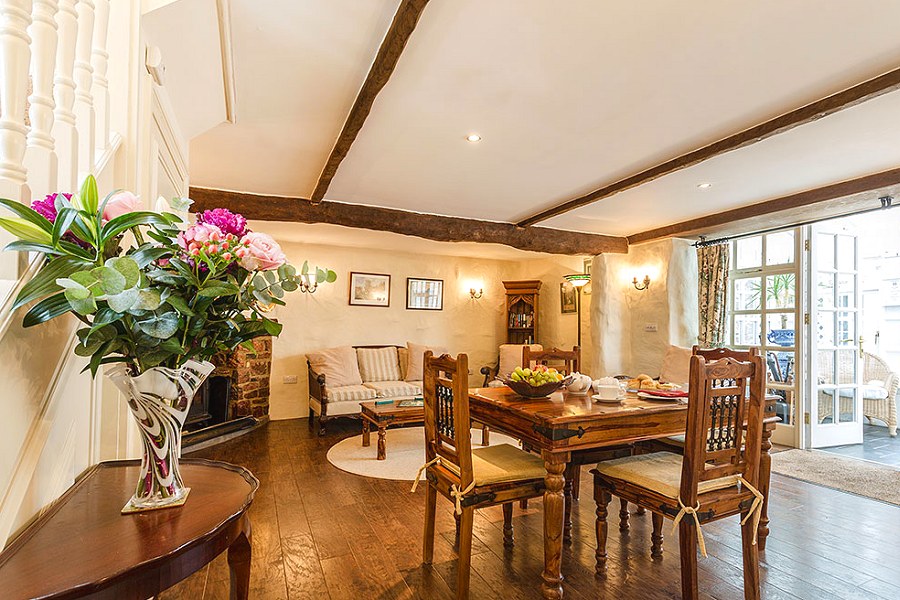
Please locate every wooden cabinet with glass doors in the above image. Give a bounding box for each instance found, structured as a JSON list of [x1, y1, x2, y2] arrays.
[[503, 280, 541, 344]]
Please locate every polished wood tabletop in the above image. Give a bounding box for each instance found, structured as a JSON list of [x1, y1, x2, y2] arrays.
[[0, 458, 258, 600], [468, 386, 777, 600]]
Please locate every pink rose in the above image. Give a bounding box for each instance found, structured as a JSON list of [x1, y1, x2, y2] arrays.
[[102, 191, 141, 221], [239, 232, 286, 271], [177, 222, 223, 251]]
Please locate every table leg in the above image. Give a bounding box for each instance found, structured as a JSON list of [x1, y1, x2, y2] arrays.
[[228, 517, 252, 600], [377, 427, 387, 460], [758, 422, 774, 551], [563, 463, 576, 545], [541, 450, 568, 600], [362, 419, 371, 447]]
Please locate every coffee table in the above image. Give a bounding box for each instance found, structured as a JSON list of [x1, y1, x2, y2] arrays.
[[359, 400, 425, 460]]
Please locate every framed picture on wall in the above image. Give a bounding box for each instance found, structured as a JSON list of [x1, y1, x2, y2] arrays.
[[407, 278, 443, 310], [349, 272, 391, 307], [560, 282, 577, 314]]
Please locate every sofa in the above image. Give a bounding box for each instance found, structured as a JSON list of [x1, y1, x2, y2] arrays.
[[307, 342, 445, 435]]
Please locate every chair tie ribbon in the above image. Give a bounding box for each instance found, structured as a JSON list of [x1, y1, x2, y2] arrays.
[[410, 456, 442, 493], [410, 456, 477, 515], [450, 480, 477, 515], [672, 476, 765, 559]]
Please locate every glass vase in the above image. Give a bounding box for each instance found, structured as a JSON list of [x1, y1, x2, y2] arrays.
[[107, 359, 215, 511]]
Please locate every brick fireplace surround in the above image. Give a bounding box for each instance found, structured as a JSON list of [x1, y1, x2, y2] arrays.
[[210, 335, 272, 419]]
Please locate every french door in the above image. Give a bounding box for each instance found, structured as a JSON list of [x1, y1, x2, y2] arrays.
[[807, 226, 863, 447]]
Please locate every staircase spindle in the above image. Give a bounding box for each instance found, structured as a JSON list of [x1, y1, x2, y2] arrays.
[[0, 0, 34, 202], [72, 0, 94, 174], [51, 0, 77, 189], [90, 0, 108, 152], [24, 0, 59, 198]]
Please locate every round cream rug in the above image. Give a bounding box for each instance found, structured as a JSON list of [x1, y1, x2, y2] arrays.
[[326, 426, 520, 481]]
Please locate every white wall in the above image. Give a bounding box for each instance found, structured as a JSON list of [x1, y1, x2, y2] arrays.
[[590, 239, 698, 378], [265, 238, 589, 420]]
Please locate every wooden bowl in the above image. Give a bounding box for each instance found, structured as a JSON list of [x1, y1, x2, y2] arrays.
[[504, 378, 563, 399]]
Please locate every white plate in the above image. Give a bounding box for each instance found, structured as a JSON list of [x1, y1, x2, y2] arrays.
[[637, 391, 687, 401], [592, 393, 625, 403]]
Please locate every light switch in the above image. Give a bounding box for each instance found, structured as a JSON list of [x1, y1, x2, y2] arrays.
[[644, 323, 658, 333], [283, 375, 299, 384]]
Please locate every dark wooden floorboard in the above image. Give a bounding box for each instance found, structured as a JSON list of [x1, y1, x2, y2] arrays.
[[158, 419, 900, 600]]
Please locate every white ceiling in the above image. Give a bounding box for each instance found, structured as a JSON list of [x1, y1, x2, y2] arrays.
[[142, 0, 226, 140], [181, 0, 900, 240]]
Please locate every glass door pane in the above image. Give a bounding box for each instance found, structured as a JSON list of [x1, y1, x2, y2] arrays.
[[809, 227, 863, 447]]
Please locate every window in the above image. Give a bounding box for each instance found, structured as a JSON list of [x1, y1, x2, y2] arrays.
[[728, 230, 801, 429]]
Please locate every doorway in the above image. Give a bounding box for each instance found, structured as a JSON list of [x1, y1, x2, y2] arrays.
[[806, 211, 900, 466]]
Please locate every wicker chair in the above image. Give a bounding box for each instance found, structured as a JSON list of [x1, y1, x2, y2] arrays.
[[817, 351, 898, 436]]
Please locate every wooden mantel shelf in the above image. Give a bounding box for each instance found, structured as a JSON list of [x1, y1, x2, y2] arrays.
[[0, 459, 258, 600]]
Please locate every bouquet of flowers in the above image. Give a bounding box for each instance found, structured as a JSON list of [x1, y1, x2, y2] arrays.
[[0, 175, 334, 376]]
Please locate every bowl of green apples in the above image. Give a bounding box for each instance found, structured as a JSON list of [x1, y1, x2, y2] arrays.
[[504, 365, 566, 399]]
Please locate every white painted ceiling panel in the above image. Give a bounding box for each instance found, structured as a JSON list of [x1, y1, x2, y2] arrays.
[[541, 89, 900, 236], [188, 0, 400, 195], [327, 0, 900, 223]]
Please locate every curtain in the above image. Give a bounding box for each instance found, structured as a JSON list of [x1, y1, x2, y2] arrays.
[[697, 243, 730, 347]]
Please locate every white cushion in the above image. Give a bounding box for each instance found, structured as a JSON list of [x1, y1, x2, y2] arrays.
[[308, 345, 362, 387], [499, 344, 542, 379], [363, 380, 421, 398], [659, 345, 692, 384], [821, 386, 889, 401], [323, 384, 377, 403], [405, 341, 448, 382], [596, 452, 738, 499], [357, 347, 401, 382]]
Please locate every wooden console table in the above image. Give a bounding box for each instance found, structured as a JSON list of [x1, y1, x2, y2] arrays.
[[0, 458, 258, 599]]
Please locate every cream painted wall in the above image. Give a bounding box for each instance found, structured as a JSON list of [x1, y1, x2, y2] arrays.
[[265, 239, 593, 420], [590, 239, 698, 378]]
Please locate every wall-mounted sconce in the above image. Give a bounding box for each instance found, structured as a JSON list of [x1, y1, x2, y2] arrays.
[[469, 287, 483, 299], [632, 275, 651, 291]]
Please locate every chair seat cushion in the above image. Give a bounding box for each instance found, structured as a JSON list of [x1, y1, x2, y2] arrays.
[[471, 443, 546, 485], [595, 452, 738, 499], [323, 384, 377, 403], [363, 380, 421, 398]]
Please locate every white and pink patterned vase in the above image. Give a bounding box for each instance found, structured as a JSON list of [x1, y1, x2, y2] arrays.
[[107, 360, 215, 511]]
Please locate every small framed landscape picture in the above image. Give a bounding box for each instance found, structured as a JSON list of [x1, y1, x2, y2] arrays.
[[349, 272, 391, 307], [407, 277, 443, 310], [560, 282, 577, 314]]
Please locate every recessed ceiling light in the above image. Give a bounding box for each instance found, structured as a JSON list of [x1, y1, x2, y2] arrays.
[[466, 134, 482, 143], [697, 182, 712, 189]]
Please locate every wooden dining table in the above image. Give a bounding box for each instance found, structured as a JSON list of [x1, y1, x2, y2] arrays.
[[468, 386, 778, 600]]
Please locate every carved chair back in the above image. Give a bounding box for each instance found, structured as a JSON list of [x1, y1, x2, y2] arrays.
[[523, 346, 581, 374], [680, 354, 766, 506], [692, 345, 760, 362], [423, 351, 474, 489]]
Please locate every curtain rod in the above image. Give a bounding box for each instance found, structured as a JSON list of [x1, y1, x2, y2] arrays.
[[693, 195, 895, 247]]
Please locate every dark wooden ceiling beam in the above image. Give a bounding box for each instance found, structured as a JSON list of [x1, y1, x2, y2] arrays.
[[626, 167, 900, 244], [189, 187, 628, 255], [517, 66, 900, 227], [310, 0, 430, 202]]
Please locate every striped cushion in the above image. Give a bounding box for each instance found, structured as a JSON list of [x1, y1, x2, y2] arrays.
[[357, 347, 401, 382], [363, 380, 421, 398], [323, 385, 377, 403]]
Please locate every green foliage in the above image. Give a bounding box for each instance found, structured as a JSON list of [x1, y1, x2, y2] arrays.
[[0, 174, 337, 377]]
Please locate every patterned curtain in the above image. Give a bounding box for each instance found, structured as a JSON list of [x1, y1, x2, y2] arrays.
[[697, 243, 730, 347]]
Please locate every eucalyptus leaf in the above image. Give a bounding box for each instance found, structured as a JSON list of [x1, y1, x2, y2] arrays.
[[129, 288, 162, 312], [134, 310, 180, 339], [105, 256, 140, 288], [269, 284, 284, 298], [106, 287, 140, 313], [64, 289, 97, 315], [325, 269, 337, 283], [281, 280, 298, 292], [264, 271, 276, 284]]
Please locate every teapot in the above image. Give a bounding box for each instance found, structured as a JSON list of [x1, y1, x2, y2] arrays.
[[565, 372, 593, 395]]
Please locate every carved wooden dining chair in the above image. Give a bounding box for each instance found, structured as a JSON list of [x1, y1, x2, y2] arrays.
[[523, 345, 581, 374], [640, 346, 761, 454], [418, 352, 546, 600], [592, 354, 767, 600]]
